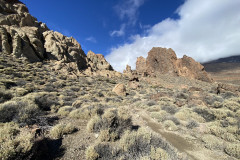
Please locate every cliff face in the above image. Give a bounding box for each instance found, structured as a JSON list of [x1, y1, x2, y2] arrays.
[[134, 47, 213, 82], [0, 0, 114, 77]]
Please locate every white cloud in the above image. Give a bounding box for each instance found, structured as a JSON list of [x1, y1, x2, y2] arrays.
[[110, 24, 126, 37], [86, 36, 97, 43], [106, 0, 240, 72], [114, 0, 145, 25]]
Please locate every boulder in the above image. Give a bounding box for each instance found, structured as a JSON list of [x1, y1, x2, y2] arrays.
[[112, 83, 126, 96]]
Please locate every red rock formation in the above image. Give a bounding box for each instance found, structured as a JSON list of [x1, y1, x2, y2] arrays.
[[136, 56, 147, 76], [135, 47, 213, 82], [146, 47, 178, 75]]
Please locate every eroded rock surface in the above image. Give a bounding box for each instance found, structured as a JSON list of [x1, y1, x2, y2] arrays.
[[86, 51, 113, 71], [112, 83, 126, 96], [135, 47, 213, 82], [0, 0, 115, 77]]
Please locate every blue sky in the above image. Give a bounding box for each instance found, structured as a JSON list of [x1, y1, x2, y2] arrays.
[[21, 0, 183, 55], [21, 0, 240, 72]]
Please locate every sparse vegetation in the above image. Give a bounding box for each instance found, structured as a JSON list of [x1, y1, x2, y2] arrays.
[[163, 120, 178, 131], [186, 120, 199, 129], [50, 123, 76, 139], [224, 143, 240, 159], [1, 42, 240, 159], [87, 108, 132, 141], [0, 98, 40, 125], [202, 134, 223, 150], [57, 106, 73, 116], [85, 128, 179, 160], [0, 122, 33, 160]]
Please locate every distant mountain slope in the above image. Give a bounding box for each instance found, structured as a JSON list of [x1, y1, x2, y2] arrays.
[[202, 55, 240, 85], [204, 55, 240, 64]]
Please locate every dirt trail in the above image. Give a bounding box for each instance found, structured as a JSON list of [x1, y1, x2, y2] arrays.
[[134, 109, 224, 160], [141, 116, 193, 152], [140, 113, 198, 160]]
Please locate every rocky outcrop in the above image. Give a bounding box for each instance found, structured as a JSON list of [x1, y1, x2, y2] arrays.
[[43, 31, 87, 70], [136, 56, 147, 76], [86, 51, 113, 71], [177, 55, 212, 82], [135, 47, 213, 82], [83, 51, 120, 77], [0, 0, 48, 30], [0, 0, 116, 77], [123, 65, 132, 74], [146, 48, 178, 75], [0, 0, 48, 62]]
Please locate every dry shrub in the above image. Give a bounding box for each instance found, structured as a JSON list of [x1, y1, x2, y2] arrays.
[[175, 108, 205, 123], [150, 146, 168, 160], [87, 108, 132, 141], [86, 128, 180, 160], [0, 99, 40, 125], [193, 107, 216, 122], [15, 87, 28, 97], [226, 117, 238, 125], [85, 146, 99, 160], [146, 100, 157, 106], [150, 111, 168, 122], [204, 94, 223, 106], [119, 128, 178, 159], [0, 122, 33, 160], [186, 120, 199, 129], [161, 105, 178, 114], [165, 116, 180, 125], [236, 110, 240, 118], [202, 134, 223, 150], [146, 105, 162, 112], [222, 100, 240, 112], [226, 125, 239, 134], [35, 94, 59, 111], [212, 108, 234, 120], [72, 100, 82, 108], [69, 105, 104, 120], [208, 125, 225, 137], [221, 133, 236, 142], [163, 120, 178, 131], [57, 106, 73, 116], [0, 90, 12, 103], [98, 129, 118, 142], [50, 123, 76, 139], [225, 143, 240, 159], [228, 97, 240, 104]]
